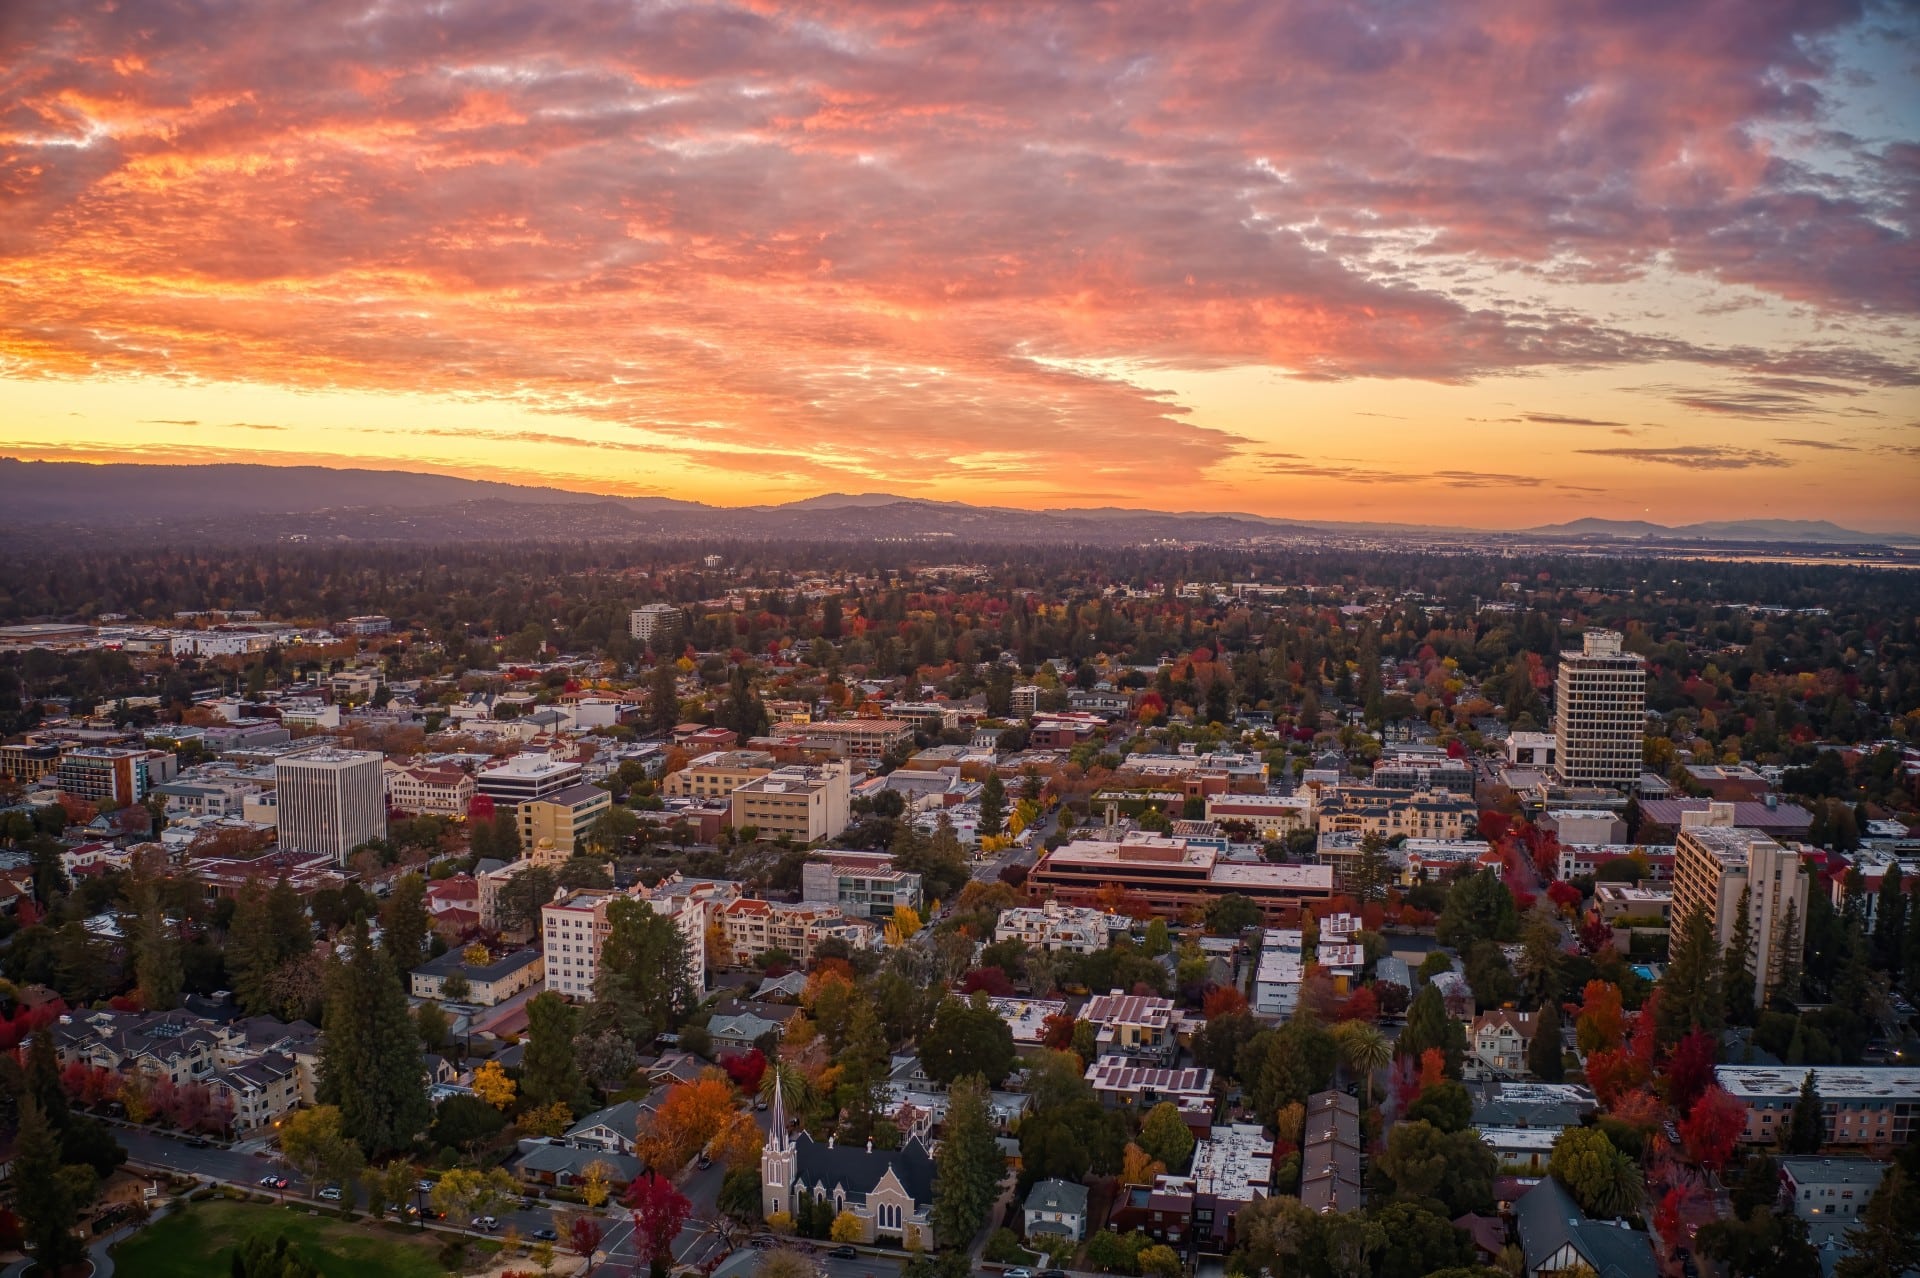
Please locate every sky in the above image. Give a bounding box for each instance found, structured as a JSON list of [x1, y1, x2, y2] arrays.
[[3, 0, 1918, 530]]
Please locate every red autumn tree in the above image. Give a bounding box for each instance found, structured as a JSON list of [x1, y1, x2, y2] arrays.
[[626, 1172, 692, 1278], [1662, 1030, 1717, 1111], [1417, 1048, 1447, 1094], [1041, 1013, 1076, 1051], [566, 1212, 605, 1266], [1336, 986, 1379, 1024], [1546, 880, 1582, 913], [1202, 986, 1249, 1018], [1576, 980, 1625, 1053], [1679, 1085, 1746, 1172], [721, 1049, 767, 1094], [960, 966, 1015, 997], [1653, 1186, 1687, 1252]]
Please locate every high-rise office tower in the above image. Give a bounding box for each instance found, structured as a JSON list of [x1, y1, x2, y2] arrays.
[[274, 748, 386, 864], [1552, 629, 1646, 792]]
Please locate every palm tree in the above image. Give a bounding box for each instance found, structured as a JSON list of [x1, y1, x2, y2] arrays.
[[1331, 1022, 1391, 1107]]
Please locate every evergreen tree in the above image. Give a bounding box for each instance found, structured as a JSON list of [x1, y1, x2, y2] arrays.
[[522, 992, 583, 1109], [130, 866, 184, 1011], [226, 877, 280, 1015], [595, 897, 692, 1040], [930, 1076, 1002, 1248], [1905, 900, 1920, 997], [650, 664, 680, 731], [318, 928, 429, 1157], [15, 1097, 93, 1273], [1770, 897, 1802, 1009], [380, 873, 429, 971], [231, 1233, 323, 1278], [1724, 886, 1756, 1028], [1873, 864, 1907, 973], [1785, 1070, 1824, 1155], [836, 999, 890, 1142], [978, 772, 1006, 839], [1353, 833, 1388, 905], [1397, 983, 1465, 1076], [1528, 1000, 1565, 1082], [1658, 908, 1725, 1047]]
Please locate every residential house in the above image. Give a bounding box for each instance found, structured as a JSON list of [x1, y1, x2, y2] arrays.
[[1024, 1179, 1090, 1243], [1514, 1177, 1654, 1278], [1465, 1008, 1539, 1081]]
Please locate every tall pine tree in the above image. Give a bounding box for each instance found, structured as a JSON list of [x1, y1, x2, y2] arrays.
[[1873, 864, 1907, 973], [978, 772, 1006, 839], [1724, 886, 1756, 1028], [1658, 908, 1725, 1047], [129, 868, 183, 1011], [14, 1097, 93, 1273], [1528, 1001, 1565, 1082], [1770, 898, 1802, 1010], [319, 927, 428, 1157], [1785, 1071, 1825, 1155], [929, 1076, 1002, 1248]]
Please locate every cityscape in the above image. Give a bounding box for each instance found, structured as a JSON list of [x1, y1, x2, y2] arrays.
[[2, 3, 1918, 1278]]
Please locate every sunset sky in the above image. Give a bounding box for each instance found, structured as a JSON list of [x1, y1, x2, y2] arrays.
[[3, 1, 1917, 529]]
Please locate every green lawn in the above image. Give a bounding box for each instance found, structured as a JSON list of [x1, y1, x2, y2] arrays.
[[111, 1199, 447, 1278]]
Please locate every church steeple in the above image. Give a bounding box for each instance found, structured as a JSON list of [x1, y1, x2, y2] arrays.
[[762, 1067, 796, 1221], [767, 1069, 791, 1154]]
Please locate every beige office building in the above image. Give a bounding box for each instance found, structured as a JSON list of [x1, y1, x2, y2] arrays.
[[731, 763, 851, 843], [663, 750, 776, 799], [1672, 803, 1808, 1004], [1552, 630, 1646, 792], [274, 748, 386, 864]]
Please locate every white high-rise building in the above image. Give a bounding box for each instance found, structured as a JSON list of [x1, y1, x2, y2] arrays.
[[273, 748, 386, 864], [628, 603, 684, 646], [1552, 629, 1646, 792], [1672, 803, 1809, 1006]]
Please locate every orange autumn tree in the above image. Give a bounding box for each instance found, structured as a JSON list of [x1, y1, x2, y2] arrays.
[[1575, 980, 1625, 1055], [1121, 1142, 1166, 1186], [636, 1069, 744, 1172]]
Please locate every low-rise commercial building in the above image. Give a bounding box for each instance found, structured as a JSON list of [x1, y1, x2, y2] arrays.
[[731, 763, 851, 843], [800, 850, 923, 920], [663, 750, 776, 799], [1027, 834, 1333, 924], [384, 761, 476, 817], [993, 901, 1122, 954], [474, 753, 584, 806], [1718, 1066, 1920, 1149], [517, 782, 614, 857], [410, 947, 545, 1006]]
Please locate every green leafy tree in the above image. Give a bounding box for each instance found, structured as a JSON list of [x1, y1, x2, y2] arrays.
[[231, 1233, 323, 1278], [1369, 1201, 1476, 1278], [496, 866, 560, 932], [1207, 893, 1263, 935], [1143, 918, 1170, 958], [1397, 982, 1466, 1076], [1370, 1120, 1496, 1217], [522, 992, 585, 1108], [1698, 1205, 1820, 1278], [1139, 1101, 1196, 1172], [317, 927, 429, 1157], [585, 806, 640, 856], [1872, 864, 1908, 974], [1549, 1126, 1640, 1219], [595, 897, 692, 1040], [930, 1076, 1003, 1249], [416, 998, 449, 1051], [1836, 1164, 1920, 1278], [919, 993, 1016, 1087], [650, 664, 680, 730], [1404, 1080, 1472, 1133], [1436, 869, 1519, 948]]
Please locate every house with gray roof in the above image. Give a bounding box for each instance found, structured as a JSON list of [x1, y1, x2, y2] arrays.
[[566, 1100, 648, 1156], [709, 1011, 786, 1054], [511, 1137, 642, 1189], [1024, 1178, 1090, 1241], [1514, 1176, 1654, 1278]]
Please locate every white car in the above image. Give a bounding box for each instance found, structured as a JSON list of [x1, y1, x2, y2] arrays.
[[1005, 1269, 1035, 1278], [319, 1184, 343, 1201]]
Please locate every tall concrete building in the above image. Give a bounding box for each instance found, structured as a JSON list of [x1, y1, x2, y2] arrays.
[[1671, 803, 1808, 1005], [1552, 629, 1646, 792], [628, 603, 684, 647], [274, 748, 386, 864]]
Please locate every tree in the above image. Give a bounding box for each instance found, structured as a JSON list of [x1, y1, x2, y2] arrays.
[[1576, 980, 1625, 1054], [1786, 1070, 1824, 1154], [1771, 898, 1802, 1007], [585, 806, 640, 857], [1405, 1081, 1472, 1133], [1663, 1028, 1718, 1111], [1725, 885, 1757, 1027], [1370, 1120, 1496, 1217], [1137, 1244, 1182, 1278], [1698, 1205, 1819, 1278], [1207, 894, 1263, 935], [637, 1071, 744, 1173], [380, 874, 429, 971], [231, 1233, 322, 1278], [1352, 832, 1389, 905], [1397, 983, 1465, 1076], [317, 927, 430, 1157], [1659, 908, 1725, 1047], [472, 1059, 517, 1110], [829, 1211, 863, 1244], [978, 771, 1006, 839], [1528, 1000, 1564, 1081], [649, 664, 680, 731], [14, 1096, 93, 1274], [1143, 918, 1171, 958], [931, 1076, 1003, 1248], [1122, 1142, 1167, 1186], [1836, 1164, 1920, 1278], [627, 1172, 693, 1278], [1872, 864, 1908, 974], [1550, 1127, 1640, 1219], [1436, 869, 1519, 948], [429, 1095, 507, 1155], [1140, 1101, 1195, 1172], [1680, 1085, 1747, 1173], [581, 1161, 615, 1210], [279, 1105, 364, 1192], [497, 866, 560, 933], [1331, 1021, 1391, 1106], [229, 877, 308, 1017], [1369, 1201, 1477, 1278], [565, 1212, 606, 1273], [919, 994, 1016, 1087], [522, 992, 583, 1108], [574, 1027, 640, 1094], [432, 1166, 518, 1222], [595, 897, 692, 1041], [129, 869, 184, 1011]]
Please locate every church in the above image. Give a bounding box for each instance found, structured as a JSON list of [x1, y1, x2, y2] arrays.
[[761, 1074, 938, 1249]]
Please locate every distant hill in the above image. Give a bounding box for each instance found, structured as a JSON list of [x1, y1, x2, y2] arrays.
[[3, 457, 1914, 550], [1529, 516, 1919, 545]]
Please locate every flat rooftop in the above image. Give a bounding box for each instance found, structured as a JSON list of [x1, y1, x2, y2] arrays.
[[1190, 1123, 1273, 1203], [1715, 1066, 1920, 1101]]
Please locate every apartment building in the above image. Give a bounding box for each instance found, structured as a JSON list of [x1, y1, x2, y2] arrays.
[[1085, 1056, 1215, 1122], [540, 887, 620, 998], [628, 603, 684, 646], [1204, 793, 1315, 838], [273, 748, 386, 864], [993, 901, 1121, 954], [663, 750, 776, 799], [1027, 835, 1334, 925], [711, 897, 866, 967], [1777, 1157, 1893, 1225], [1552, 629, 1646, 792], [518, 782, 614, 857], [473, 753, 584, 806], [791, 718, 914, 765], [1717, 1066, 1920, 1149], [800, 850, 924, 920], [1083, 991, 1178, 1064], [1671, 803, 1809, 1006], [409, 947, 545, 1006], [383, 761, 475, 817], [57, 746, 173, 806], [0, 740, 63, 784], [1314, 786, 1475, 841], [730, 763, 851, 843], [1371, 748, 1474, 792], [1253, 929, 1305, 1018]]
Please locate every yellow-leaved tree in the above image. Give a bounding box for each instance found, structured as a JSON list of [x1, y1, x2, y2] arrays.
[[882, 905, 923, 946], [830, 1211, 864, 1244], [473, 1059, 517, 1110]]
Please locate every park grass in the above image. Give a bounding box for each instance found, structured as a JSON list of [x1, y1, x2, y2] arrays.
[[110, 1199, 446, 1278]]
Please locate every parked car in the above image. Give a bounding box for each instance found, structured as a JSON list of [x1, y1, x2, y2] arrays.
[[1005, 1269, 1035, 1278], [415, 1179, 435, 1192], [754, 1098, 768, 1111], [533, 1228, 558, 1242], [472, 1216, 499, 1231], [827, 1245, 859, 1259], [272, 1177, 288, 1189], [319, 1184, 342, 1201], [185, 1137, 211, 1149], [1039, 1269, 1069, 1278], [258, 1176, 277, 1187]]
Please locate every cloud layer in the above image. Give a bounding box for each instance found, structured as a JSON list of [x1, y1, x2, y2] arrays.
[[1, 0, 1915, 498]]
